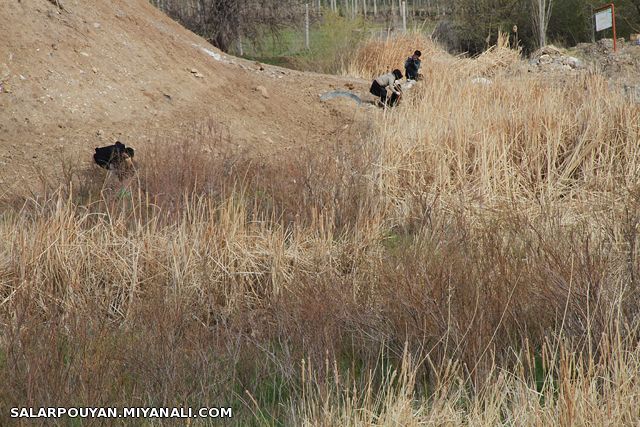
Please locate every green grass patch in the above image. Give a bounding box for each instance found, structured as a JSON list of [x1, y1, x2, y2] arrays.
[[243, 12, 377, 74]]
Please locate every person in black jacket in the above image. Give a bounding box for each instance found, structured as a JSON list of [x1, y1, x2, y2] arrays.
[[93, 141, 135, 180], [404, 50, 422, 81]]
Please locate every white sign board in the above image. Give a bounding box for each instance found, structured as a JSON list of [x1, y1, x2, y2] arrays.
[[595, 8, 613, 31]]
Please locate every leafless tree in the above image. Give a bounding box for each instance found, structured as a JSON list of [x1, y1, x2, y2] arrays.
[[152, 0, 306, 52], [531, 0, 552, 47]]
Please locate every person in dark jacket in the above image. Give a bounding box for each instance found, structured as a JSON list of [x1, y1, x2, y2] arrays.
[[94, 141, 135, 180], [369, 69, 403, 107], [404, 50, 422, 80]]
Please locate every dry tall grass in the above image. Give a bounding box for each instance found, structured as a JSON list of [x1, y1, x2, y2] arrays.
[[344, 33, 523, 81], [2, 36, 640, 425], [343, 33, 448, 79]]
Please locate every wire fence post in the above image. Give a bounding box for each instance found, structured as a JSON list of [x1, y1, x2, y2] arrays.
[[305, 3, 310, 50], [401, 1, 407, 32], [237, 36, 244, 56]]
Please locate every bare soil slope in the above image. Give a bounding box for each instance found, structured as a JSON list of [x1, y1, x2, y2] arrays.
[[0, 0, 369, 192]]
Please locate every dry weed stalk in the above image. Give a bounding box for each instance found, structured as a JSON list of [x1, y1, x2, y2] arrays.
[[1, 36, 640, 426]]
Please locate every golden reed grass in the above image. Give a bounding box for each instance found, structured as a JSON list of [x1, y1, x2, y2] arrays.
[[1, 36, 640, 425]]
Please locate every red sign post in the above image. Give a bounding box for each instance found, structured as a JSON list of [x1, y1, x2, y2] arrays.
[[594, 3, 617, 52]]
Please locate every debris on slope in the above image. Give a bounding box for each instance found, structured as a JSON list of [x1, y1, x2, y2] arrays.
[[528, 45, 584, 72], [527, 39, 640, 77], [193, 44, 226, 62], [571, 39, 640, 103], [569, 38, 640, 75], [523, 39, 640, 103], [320, 90, 363, 105], [471, 77, 492, 86], [254, 85, 269, 99], [623, 84, 640, 104]]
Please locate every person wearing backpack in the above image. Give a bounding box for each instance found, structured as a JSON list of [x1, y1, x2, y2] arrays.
[[404, 50, 422, 81]]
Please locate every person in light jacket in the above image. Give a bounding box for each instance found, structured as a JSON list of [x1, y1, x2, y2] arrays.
[[369, 69, 403, 106]]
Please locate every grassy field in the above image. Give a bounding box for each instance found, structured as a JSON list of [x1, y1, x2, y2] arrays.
[[2, 35, 640, 425]]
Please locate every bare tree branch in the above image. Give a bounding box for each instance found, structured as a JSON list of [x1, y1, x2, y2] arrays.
[[153, 0, 305, 52], [531, 0, 553, 47]]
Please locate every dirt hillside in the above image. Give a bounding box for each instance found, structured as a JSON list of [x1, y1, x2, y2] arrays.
[[0, 0, 370, 193]]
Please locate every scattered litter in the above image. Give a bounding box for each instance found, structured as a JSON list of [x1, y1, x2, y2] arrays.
[[1, 63, 9, 80], [193, 44, 225, 62], [202, 48, 221, 61], [401, 79, 417, 90], [471, 77, 492, 85], [320, 90, 362, 105], [529, 44, 585, 71], [623, 84, 640, 104], [254, 85, 269, 99], [561, 56, 582, 68], [190, 68, 204, 78], [538, 54, 553, 64]]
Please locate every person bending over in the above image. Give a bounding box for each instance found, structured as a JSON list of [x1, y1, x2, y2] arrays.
[[370, 69, 403, 107]]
